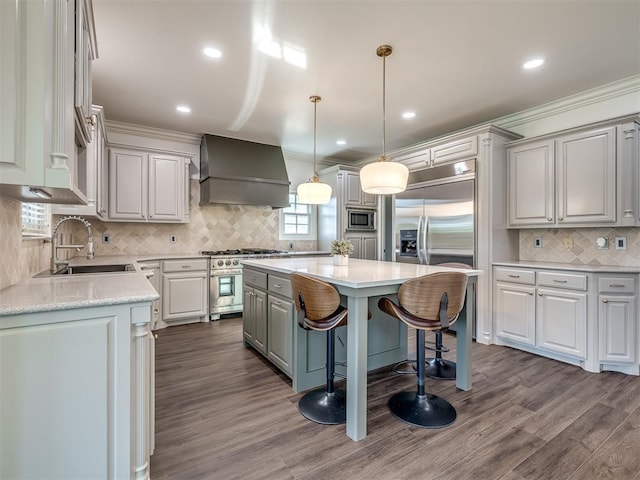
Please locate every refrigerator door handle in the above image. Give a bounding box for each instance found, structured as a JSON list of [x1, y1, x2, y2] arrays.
[[417, 216, 425, 264], [424, 217, 430, 265]]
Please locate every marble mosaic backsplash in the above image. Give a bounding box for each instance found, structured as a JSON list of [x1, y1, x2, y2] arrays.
[[520, 227, 640, 266]]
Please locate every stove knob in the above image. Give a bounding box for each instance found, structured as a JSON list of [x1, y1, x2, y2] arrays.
[[217, 260, 224, 267], [233, 259, 239, 266], [225, 259, 231, 266]]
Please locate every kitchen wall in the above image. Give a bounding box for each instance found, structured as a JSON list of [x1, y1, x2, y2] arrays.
[[0, 196, 52, 289], [519, 227, 640, 266], [61, 180, 317, 256]]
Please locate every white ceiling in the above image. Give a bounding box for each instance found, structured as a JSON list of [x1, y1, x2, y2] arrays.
[[92, 0, 640, 164]]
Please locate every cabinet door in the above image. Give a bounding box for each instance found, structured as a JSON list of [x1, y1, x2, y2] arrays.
[[536, 288, 587, 358], [361, 236, 378, 260], [162, 272, 208, 321], [73, 0, 95, 147], [344, 172, 363, 206], [267, 295, 294, 375], [243, 286, 256, 342], [495, 282, 536, 345], [556, 126, 616, 225], [508, 140, 555, 226], [599, 294, 636, 364], [108, 149, 147, 220], [254, 289, 267, 353], [345, 234, 363, 259], [148, 154, 184, 221], [431, 136, 478, 165]]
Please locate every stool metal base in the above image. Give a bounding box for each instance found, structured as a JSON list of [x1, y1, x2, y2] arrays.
[[298, 388, 346, 425], [425, 358, 457, 380], [388, 391, 457, 428]]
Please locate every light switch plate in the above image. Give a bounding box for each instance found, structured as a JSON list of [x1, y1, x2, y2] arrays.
[[615, 237, 627, 250]]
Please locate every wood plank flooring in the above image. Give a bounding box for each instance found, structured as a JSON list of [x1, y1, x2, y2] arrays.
[[151, 317, 640, 480]]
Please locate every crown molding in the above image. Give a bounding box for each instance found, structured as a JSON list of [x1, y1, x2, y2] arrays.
[[105, 120, 202, 145], [493, 74, 640, 129]]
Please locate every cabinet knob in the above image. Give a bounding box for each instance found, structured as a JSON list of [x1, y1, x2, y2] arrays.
[[602, 299, 609, 303], [558, 217, 563, 221], [538, 292, 543, 296], [528, 292, 533, 296], [547, 218, 552, 221], [154, 333, 159, 339]]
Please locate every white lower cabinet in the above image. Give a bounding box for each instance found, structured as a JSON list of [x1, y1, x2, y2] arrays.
[[536, 287, 587, 358], [598, 276, 637, 366], [0, 302, 153, 479], [495, 266, 639, 375], [495, 282, 536, 345], [161, 258, 208, 324]]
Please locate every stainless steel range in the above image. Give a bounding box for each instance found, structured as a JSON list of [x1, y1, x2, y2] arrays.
[[202, 248, 288, 320]]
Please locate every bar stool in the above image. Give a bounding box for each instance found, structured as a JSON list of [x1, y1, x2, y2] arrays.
[[425, 262, 471, 380], [378, 271, 468, 428], [290, 273, 348, 425]]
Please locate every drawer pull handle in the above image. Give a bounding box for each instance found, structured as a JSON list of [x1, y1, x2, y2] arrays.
[[603, 299, 609, 303], [182, 265, 192, 269], [508, 274, 520, 279], [273, 284, 282, 288], [553, 280, 567, 283], [609, 284, 625, 288]]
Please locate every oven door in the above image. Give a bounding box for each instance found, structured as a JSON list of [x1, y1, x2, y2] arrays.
[[210, 269, 243, 318]]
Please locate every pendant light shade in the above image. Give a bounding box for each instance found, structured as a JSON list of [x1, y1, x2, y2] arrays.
[[360, 45, 409, 195], [296, 95, 332, 204]]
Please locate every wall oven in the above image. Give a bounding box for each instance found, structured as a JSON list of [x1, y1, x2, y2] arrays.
[[346, 208, 376, 231]]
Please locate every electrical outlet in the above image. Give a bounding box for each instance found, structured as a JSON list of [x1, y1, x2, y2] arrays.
[[534, 237, 542, 248], [563, 236, 573, 249], [615, 237, 627, 250], [596, 237, 609, 249], [102, 234, 110, 244], [169, 235, 177, 244]]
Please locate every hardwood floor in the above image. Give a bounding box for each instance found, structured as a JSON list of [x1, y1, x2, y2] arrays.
[[151, 317, 640, 480]]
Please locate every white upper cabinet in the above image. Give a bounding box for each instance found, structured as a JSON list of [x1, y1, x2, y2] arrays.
[[74, 0, 98, 148], [108, 148, 190, 223], [0, 0, 97, 204], [52, 105, 107, 218], [345, 171, 377, 208], [507, 116, 639, 228]]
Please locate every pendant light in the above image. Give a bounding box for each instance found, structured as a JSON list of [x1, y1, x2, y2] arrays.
[[296, 95, 332, 204], [360, 45, 409, 195]]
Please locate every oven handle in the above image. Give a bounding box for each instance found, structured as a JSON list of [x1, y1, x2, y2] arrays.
[[211, 269, 243, 276]]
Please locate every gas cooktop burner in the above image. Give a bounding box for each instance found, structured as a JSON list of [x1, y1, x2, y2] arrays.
[[201, 248, 287, 256]]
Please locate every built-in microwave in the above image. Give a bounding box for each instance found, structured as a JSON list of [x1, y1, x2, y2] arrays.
[[346, 208, 376, 231]]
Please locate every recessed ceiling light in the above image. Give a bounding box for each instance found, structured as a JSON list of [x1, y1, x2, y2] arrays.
[[176, 105, 191, 113], [402, 111, 416, 119], [202, 47, 222, 58], [523, 58, 545, 69], [336, 139, 347, 146]]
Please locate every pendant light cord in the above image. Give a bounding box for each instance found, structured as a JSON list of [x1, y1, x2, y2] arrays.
[[382, 50, 386, 161], [310, 95, 321, 182]]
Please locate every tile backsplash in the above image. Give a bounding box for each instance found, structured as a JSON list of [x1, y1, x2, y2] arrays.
[[520, 227, 640, 266]]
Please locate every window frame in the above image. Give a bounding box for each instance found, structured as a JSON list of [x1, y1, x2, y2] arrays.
[[279, 193, 316, 241], [21, 202, 52, 239]]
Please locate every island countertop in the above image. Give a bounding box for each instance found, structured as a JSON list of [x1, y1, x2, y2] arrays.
[[241, 256, 483, 287]]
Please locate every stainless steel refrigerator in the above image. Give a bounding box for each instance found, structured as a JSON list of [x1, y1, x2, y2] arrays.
[[394, 160, 476, 336]]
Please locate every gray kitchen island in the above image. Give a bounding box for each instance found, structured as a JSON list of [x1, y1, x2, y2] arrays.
[[242, 256, 482, 441]]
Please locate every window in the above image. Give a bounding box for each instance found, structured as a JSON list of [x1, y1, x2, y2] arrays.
[[21, 203, 51, 238], [279, 193, 315, 240]]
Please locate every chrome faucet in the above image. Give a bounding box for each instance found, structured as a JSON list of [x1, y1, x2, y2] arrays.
[[50, 216, 95, 272]]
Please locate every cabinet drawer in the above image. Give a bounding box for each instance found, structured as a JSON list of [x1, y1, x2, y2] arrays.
[[494, 267, 535, 285], [538, 271, 587, 291], [598, 277, 635, 294], [268, 275, 292, 298], [163, 258, 208, 273], [245, 270, 267, 289]]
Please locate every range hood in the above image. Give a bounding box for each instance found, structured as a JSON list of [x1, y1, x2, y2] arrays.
[[200, 134, 290, 208]]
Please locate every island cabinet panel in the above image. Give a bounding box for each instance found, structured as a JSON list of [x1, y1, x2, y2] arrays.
[[0, 302, 153, 480], [243, 266, 408, 392], [598, 275, 637, 368]]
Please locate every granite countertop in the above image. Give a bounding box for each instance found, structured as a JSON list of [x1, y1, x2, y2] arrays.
[[1, 251, 330, 317], [493, 260, 640, 274]]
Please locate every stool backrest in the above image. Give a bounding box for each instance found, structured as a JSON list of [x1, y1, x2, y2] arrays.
[[398, 272, 468, 322], [290, 273, 341, 321]]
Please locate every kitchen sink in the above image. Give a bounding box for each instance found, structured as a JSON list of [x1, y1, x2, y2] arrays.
[[55, 264, 135, 275]]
